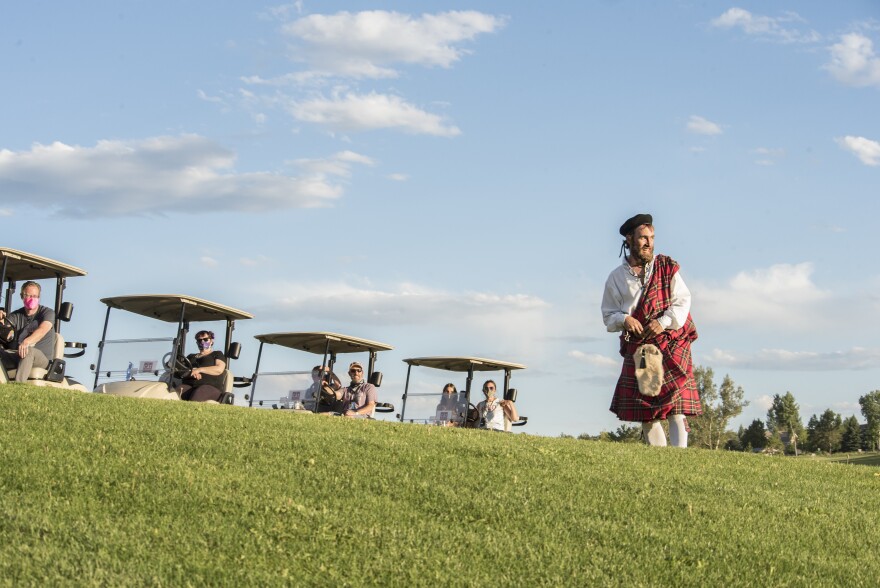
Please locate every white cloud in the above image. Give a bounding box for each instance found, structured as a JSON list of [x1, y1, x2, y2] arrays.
[[710, 8, 821, 44], [234, 10, 506, 137], [686, 115, 723, 136], [196, 89, 225, 104], [824, 33, 880, 88], [282, 10, 507, 79], [265, 2, 303, 21], [567, 350, 618, 370], [200, 256, 219, 268], [694, 263, 830, 330], [252, 280, 548, 331], [240, 72, 326, 87], [0, 209, 11, 217], [0, 135, 372, 217], [387, 173, 408, 182], [292, 150, 376, 177], [836, 135, 880, 166], [290, 92, 461, 136], [754, 394, 774, 411], [704, 347, 880, 371]]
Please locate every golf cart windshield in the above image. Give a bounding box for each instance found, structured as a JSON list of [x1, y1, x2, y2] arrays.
[[247, 332, 393, 413], [0, 248, 89, 387], [92, 294, 252, 392], [399, 356, 527, 427]]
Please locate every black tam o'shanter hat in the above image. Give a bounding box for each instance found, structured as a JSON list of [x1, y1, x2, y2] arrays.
[[619, 213, 653, 236]]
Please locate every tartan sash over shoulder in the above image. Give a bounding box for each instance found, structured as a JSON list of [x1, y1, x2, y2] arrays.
[[610, 255, 702, 422]]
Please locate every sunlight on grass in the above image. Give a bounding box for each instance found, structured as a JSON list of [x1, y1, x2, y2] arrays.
[[2, 385, 879, 586]]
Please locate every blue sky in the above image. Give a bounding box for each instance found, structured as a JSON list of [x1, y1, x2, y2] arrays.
[[2, 1, 879, 437]]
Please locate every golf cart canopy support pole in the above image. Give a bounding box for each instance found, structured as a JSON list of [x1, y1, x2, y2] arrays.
[[248, 340, 266, 407], [224, 319, 236, 363], [92, 305, 113, 390], [169, 304, 188, 375], [314, 338, 333, 413], [465, 364, 475, 414], [0, 256, 8, 313], [53, 276, 66, 332], [367, 350, 378, 379], [399, 363, 413, 421]]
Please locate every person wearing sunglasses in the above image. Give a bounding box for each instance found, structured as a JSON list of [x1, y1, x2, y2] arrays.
[[477, 380, 518, 432], [0, 281, 56, 382], [179, 330, 227, 402], [339, 361, 376, 418]]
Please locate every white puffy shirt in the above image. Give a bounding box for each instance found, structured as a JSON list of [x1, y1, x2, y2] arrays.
[[601, 257, 691, 333]]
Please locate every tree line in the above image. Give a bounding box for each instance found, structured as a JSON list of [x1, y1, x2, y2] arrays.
[[575, 366, 880, 454]]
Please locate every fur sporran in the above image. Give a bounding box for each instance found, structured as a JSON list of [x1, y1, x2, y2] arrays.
[[634, 343, 664, 397]]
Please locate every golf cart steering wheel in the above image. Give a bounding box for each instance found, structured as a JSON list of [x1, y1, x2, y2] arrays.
[[465, 403, 481, 428], [162, 352, 193, 378]]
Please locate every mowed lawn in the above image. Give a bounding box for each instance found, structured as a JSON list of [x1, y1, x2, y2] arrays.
[[2, 386, 879, 587]]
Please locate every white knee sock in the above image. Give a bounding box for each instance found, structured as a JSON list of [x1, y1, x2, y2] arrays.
[[641, 420, 667, 446], [668, 414, 688, 448]]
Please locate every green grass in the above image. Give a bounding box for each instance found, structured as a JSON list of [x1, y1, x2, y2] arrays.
[[820, 452, 880, 467], [2, 385, 880, 587]]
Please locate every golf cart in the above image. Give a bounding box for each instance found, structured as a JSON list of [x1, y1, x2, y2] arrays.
[[91, 294, 252, 402], [399, 357, 528, 430], [0, 247, 89, 390], [245, 331, 394, 415]]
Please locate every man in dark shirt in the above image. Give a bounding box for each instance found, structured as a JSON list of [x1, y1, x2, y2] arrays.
[[0, 281, 56, 382]]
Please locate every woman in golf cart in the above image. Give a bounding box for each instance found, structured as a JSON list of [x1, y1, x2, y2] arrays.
[[435, 383, 464, 426], [477, 379, 518, 432], [179, 330, 227, 402]]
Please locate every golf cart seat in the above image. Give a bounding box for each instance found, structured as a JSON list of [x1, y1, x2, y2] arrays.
[[9, 332, 72, 388], [175, 368, 236, 405], [216, 369, 235, 405], [374, 402, 395, 414], [365, 371, 394, 413]]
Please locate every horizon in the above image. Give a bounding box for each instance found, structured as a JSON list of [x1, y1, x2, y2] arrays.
[[2, 1, 878, 437]]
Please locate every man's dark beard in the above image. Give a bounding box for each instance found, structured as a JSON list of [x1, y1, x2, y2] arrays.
[[629, 246, 653, 265]]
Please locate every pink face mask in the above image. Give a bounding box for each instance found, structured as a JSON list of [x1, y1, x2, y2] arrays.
[[23, 297, 39, 311]]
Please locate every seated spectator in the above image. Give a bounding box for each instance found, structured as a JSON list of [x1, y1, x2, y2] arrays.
[[340, 361, 377, 418], [179, 330, 226, 402], [0, 281, 56, 382], [310, 364, 342, 413], [435, 383, 464, 426], [477, 379, 518, 432]]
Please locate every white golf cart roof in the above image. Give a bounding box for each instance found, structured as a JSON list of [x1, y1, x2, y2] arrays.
[[403, 356, 526, 372], [254, 332, 393, 354], [100, 294, 253, 322], [0, 247, 87, 280]]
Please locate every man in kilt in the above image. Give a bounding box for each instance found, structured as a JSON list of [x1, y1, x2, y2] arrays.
[[601, 213, 700, 447]]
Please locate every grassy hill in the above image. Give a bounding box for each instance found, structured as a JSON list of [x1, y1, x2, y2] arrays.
[[2, 385, 879, 587]]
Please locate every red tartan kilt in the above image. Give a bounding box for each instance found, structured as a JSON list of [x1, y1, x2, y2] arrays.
[[610, 337, 701, 422]]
